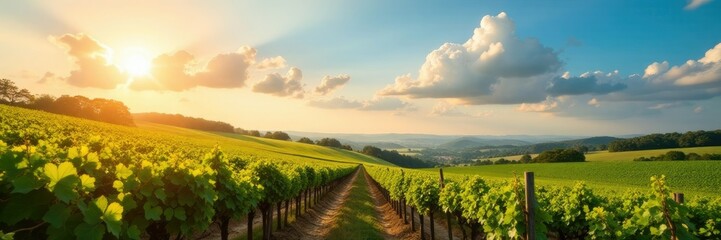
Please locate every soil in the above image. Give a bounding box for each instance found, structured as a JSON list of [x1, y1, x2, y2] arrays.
[[271, 169, 359, 240]]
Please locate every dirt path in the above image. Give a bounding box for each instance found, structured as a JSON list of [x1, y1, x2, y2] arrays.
[[364, 171, 459, 240], [271, 168, 360, 240]]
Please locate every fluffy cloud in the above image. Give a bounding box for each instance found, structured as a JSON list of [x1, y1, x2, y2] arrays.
[[195, 46, 256, 88], [130, 51, 196, 91], [685, 0, 712, 10], [517, 98, 559, 112], [252, 67, 305, 98], [360, 97, 411, 111], [308, 97, 412, 111], [255, 56, 286, 70], [51, 33, 127, 89], [546, 72, 627, 96], [379, 12, 561, 104], [131, 46, 258, 91], [315, 74, 351, 95], [605, 43, 721, 102], [308, 97, 362, 109], [431, 101, 492, 117]]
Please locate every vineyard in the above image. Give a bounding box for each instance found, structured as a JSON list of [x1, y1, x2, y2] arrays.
[[366, 165, 721, 239], [2, 104, 721, 240], [0, 105, 361, 239]]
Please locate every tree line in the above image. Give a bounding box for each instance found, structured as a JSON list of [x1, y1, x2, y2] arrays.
[[134, 112, 236, 132], [608, 130, 721, 152], [474, 148, 585, 166], [634, 150, 721, 161], [361, 146, 433, 168], [0, 79, 134, 126]]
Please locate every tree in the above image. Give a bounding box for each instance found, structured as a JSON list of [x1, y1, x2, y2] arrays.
[[520, 154, 532, 163], [263, 131, 291, 141], [0, 79, 33, 105], [316, 138, 342, 148], [248, 130, 261, 137], [297, 137, 314, 144], [664, 151, 686, 161], [341, 144, 353, 151], [533, 149, 586, 163]]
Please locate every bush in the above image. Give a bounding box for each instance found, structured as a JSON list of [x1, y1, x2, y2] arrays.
[[533, 149, 586, 163]]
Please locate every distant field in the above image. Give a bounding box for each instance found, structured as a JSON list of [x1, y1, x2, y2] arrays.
[[487, 146, 721, 162], [137, 121, 394, 166], [427, 160, 721, 197], [386, 148, 423, 156]]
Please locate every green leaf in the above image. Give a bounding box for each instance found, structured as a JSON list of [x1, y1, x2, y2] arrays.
[[116, 163, 132, 179], [79, 174, 95, 192], [174, 207, 186, 221], [102, 202, 123, 237], [164, 208, 174, 221], [154, 188, 166, 201], [0, 190, 53, 225], [113, 180, 124, 192], [11, 174, 40, 193], [43, 203, 71, 228], [74, 223, 105, 240], [127, 225, 141, 239], [44, 162, 79, 203], [67, 147, 79, 159], [144, 202, 162, 221]]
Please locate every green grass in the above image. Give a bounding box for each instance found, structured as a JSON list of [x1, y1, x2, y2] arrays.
[[326, 169, 384, 239], [584, 146, 721, 161], [428, 160, 721, 198], [488, 146, 721, 162], [136, 121, 394, 166]]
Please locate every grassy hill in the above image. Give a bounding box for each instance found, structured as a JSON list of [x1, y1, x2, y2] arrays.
[[136, 121, 394, 166], [443, 146, 721, 197], [490, 146, 721, 162]]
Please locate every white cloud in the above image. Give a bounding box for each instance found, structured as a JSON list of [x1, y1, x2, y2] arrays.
[[378, 12, 561, 104], [694, 106, 704, 113], [51, 33, 127, 89], [255, 56, 286, 70], [587, 98, 600, 107], [308, 96, 412, 111], [517, 97, 559, 112], [252, 67, 305, 98], [360, 97, 411, 111], [308, 97, 362, 109], [130, 46, 259, 91], [685, 0, 712, 10], [195, 46, 256, 88], [607, 43, 721, 101], [315, 74, 351, 95]]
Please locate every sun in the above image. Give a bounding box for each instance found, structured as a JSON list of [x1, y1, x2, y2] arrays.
[[118, 47, 152, 77]]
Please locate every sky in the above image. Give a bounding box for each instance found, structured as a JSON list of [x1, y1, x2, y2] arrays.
[[2, 0, 721, 136]]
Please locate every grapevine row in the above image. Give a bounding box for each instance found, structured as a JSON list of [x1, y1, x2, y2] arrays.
[[0, 105, 357, 240], [365, 165, 721, 240]]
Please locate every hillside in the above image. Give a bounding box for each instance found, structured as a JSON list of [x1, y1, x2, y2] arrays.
[[438, 137, 530, 149], [136, 121, 394, 166]]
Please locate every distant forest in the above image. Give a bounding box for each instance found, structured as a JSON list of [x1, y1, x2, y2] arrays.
[[608, 130, 721, 152], [0, 79, 135, 126], [361, 146, 432, 168], [133, 112, 235, 133]]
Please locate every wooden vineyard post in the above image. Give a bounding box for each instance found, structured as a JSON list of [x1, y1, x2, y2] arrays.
[[420, 213, 426, 240], [674, 193, 685, 204], [411, 207, 416, 231], [248, 210, 255, 240], [440, 168, 453, 240], [525, 172, 536, 240]]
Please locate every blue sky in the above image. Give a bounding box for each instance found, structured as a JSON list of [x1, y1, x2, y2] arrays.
[[1, 0, 720, 135]]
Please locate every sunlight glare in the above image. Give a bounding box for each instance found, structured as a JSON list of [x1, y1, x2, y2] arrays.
[[119, 47, 152, 77]]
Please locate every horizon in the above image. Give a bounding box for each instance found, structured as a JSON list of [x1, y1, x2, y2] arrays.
[[3, 1, 721, 136]]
